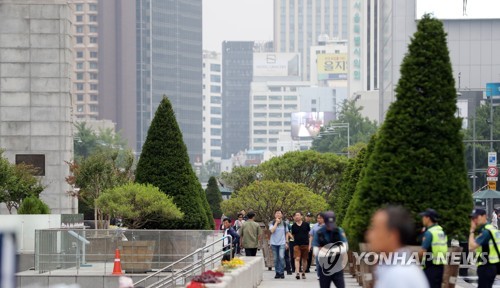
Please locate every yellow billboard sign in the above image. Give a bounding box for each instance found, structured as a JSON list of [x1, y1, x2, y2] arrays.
[[317, 54, 348, 80]]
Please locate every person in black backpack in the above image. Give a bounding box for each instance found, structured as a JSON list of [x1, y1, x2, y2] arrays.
[[312, 211, 348, 288], [221, 218, 239, 261]]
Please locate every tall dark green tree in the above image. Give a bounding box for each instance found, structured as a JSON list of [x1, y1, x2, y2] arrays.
[[343, 15, 472, 248], [135, 96, 210, 229], [206, 176, 223, 219]]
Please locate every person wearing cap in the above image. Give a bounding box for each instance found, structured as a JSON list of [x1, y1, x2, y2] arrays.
[[469, 208, 500, 288], [419, 209, 448, 288], [310, 213, 325, 280], [305, 212, 314, 273], [312, 211, 348, 288]]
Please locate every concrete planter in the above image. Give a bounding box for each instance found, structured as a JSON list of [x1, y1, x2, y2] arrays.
[[119, 240, 156, 273]]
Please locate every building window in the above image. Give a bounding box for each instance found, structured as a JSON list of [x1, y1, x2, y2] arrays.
[[89, 72, 98, 80], [75, 4, 83, 11], [269, 113, 282, 118], [76, 36, 84, 44], [269, 138, 278, 143], [269, 95, 282, 101], [269, 104, 282, 110], [90, 94, 98, 102], [210, 139, 222, 146], [89, 25, 98, 33], [76, 72, 84, 80], [210, 64, 221, 72], [75, 83, 84, 91], [284, 104, 297, 110], [89, 62, 98, 69], [76, 62, 84, 70], [210, 85, 221, 93], [253, 121, 266, 126], [89, 4, 97, 11], [253, 113, 267, 118], [76, 105, 84, 112], [89, 37, 98, 44], [269, 130, 280, 135], [284, 95, 298, 101], [210, 107, 222, 115], [76, 51, 84, 58], [210, 128, 222, 136], [211, 150, 222, 157], [76, 94, 84, 102], [90, 51, 98, 58], [89, 15, 97, 22], [76, 26, 84, 33], [253, 104, 267, 109], [210, 96, 221, 104], [210, 118, 222, 125], [253, 95, 267, 101], [254, 138, 267, 143], [210, 75, 221, 83], [269, 121, 282, 126], [284, 121, 291, 126], [254, 130, 267, 135], [89, 104, 98, 112], [90, 84, 98, 91], [76, 15, 83, 22], [284, 113, 292, 118]]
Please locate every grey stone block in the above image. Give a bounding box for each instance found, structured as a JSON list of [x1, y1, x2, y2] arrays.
[[0, 106, 30, 121], [0, 77, 30, 92], [0, 4, 29, 19], [30, 122, 60, 136], [30, 63, 61, 78], [0, 34, 30, 48], [31, 107, 62, 121], [31, 136, 61, 151], [48, 276, 77, 286], [30, 48, 60, 63], [31, 92, 64, 106], [44, 151, 62, 166], [0, 18, 29, 33], [0, 136, 30, 150], [30, 34, 60, 48], [18, 276, 49, 288], [0, 122, 30, 136], [77, 276, 104, 288], [31, 78, 61, 92], [0, 63, 30, 77], [30, 4, 61, 19], [0, 92, 30, 106], [0, 48, 30, 62], [29, 19, 59, 34]]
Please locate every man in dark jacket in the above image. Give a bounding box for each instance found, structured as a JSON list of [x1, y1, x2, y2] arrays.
[[222, 217, 239, 261]]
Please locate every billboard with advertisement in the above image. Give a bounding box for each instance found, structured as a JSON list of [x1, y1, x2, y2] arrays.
[[317, 54, 348, 80], [486, 83, 500, 98], [253, 53, 300, 77], [290, 112, 335, 140]]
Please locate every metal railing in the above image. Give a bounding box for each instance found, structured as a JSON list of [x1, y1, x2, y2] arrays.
[[34, 229, 223, 274], [135, 235, 233, 288]]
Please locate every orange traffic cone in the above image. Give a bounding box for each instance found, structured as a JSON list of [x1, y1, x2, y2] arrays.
[[112, 248, 123, 275]]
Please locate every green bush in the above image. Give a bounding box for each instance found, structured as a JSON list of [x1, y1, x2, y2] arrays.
[[18, 196, 50, 214], [135, 96, 210, 229], [343, 15, 473, 249]]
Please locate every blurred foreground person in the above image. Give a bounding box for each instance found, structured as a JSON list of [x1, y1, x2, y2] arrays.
[[0, 231, 16, 288], [469, 208, 500, 288], [367, 206, 429, 288]]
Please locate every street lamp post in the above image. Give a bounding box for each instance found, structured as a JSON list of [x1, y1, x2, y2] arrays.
[[318, 123, 351, 158]]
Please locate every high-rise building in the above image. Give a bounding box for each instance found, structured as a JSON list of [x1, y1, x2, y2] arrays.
[[221, 41, 254, 159], [202, 51, 223, 164], [274, 0, 349, 80], [98, 0, 137, 150], [70, 0, 100, 120], [135, 0, 203, 162], [0, 0, 74, 213], [379, 0, 500, 122]]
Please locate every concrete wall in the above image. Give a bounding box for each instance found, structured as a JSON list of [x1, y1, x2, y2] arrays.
[[0, 0, 75, 214]]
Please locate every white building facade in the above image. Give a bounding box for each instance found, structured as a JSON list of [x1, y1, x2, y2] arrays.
[[202, 51, 223, 164]]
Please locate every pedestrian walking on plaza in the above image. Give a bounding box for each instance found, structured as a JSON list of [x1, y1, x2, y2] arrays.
[[239, 211, 262, 256], [305, 212, 314, 273], [469, 208, 500, 288], [313, 211, 347, 288], [291, 212, 311, 280], [367, 206, 429, 288], [419, 209, 447, 288], [234, 213, 245, 254], [310, 213, 325, 280], [269, 210, 288, 279], [286, 215, 295, 273], [221, 218, 239, 261]]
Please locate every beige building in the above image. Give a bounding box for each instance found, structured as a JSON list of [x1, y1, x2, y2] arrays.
[[70, 0, 99, 120]]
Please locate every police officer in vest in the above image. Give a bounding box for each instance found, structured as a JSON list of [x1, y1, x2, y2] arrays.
[[419, 209, 447, 288], [469, 208, 500, 288]]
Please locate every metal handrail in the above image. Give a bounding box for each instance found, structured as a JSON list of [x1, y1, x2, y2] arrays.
[[148, 248, 228, 288], [135, 234, 232, 287]]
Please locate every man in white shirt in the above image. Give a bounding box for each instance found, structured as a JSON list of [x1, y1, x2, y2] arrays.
[[366, 206, 429, 288], [491, 209, 498, 229]]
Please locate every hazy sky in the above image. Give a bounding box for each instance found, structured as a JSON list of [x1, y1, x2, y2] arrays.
[[203, 0, 500, 52], [203, 0, 273, 52]]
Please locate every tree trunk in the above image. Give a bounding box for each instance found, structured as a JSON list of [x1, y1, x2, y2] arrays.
[[94, 199, 98, 230]]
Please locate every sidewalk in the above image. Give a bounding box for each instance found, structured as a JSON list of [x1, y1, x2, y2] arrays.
[[257, 269, 361, 288]]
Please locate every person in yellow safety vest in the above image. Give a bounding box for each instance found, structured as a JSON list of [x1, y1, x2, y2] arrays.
[[419, 209, 448, 288], [469, 208, 500, 288]]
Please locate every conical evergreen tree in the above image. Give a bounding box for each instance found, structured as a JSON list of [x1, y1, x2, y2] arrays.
[[344, 15, 472, 248], [135, 96, 210, 229], [206, 176, 223, 219], [199, 184, 215, 229]]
